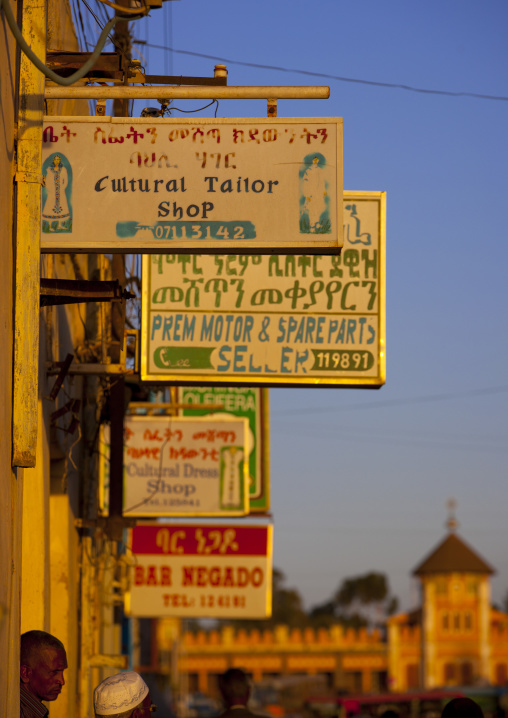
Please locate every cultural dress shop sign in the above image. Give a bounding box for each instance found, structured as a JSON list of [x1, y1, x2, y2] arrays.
[[99, 416, 249, 517], [141, 192, 386, 387], [40, 117, 343, 253], [127, 523, 273, 618], [178, 387, 269, 513]]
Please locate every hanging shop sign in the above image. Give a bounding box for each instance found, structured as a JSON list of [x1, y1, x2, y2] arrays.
[[40, 117, 343, 253], [141, 191, 386, 387], [127, 523, 273, 619], [178, 387, 269, 513], [99, 415, 249, 517]]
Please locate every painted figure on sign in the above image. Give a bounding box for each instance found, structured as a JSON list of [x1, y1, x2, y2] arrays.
[[42, 153, 73, 233], [299, 153, 330, 234], [344, 203, 371, 246]]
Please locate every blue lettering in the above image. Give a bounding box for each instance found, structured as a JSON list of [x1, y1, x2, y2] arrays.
[[280, 347, 292, 373], [151, 315, 162, 340], [217, 346, 231, 371], [233, 345, 247, 372]]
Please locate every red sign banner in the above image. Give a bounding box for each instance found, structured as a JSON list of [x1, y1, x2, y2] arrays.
[[127, 523, 273, 619]]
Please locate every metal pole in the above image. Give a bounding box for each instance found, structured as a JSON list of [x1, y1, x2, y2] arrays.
[[44, 85, 330, 100], [109, 376, 125, 519]]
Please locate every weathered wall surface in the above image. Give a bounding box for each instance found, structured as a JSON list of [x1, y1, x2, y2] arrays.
[[0, 0, 20, 713]]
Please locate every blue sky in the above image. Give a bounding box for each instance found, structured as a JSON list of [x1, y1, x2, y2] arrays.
[[99, 0, 508, 612]]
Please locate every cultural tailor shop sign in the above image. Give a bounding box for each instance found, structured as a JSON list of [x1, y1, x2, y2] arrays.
[[40, 117, 343, 253], [141, 192, 386, 387], [99, 415, 250, 517], [126, 523, 273, 618], [178, 387, 270, 513]]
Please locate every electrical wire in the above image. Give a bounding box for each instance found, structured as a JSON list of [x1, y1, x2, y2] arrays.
[[271, 385, 508, 417], [1, 0, 149, 85], [166, 99, 219, 116], [96, 0, 149, 16], [80, 0, 129, 56], [122, 420, 171, 513], [138, 42, 508, 103], [70, 0, 88, 51], [273, 421, 508, 454], [0, 0, 136, 86]]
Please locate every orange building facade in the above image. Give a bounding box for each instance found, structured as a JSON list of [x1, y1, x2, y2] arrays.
[[151, 524, 508, 698]]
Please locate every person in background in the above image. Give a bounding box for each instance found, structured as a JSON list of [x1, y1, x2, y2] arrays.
[[20, 630, 68, 718], [218, 668, 261, 718], [94, 671, 157, 718], [442, 698, 484, 718]]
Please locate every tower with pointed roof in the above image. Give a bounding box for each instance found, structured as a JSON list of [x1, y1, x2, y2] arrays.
[[387, 502, 508, 691]]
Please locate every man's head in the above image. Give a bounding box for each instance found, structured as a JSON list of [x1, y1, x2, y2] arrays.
[[20, 630, 67, 702], [94, 671, 156, 718], [442, 698, 484, 718], [218, 668, 251, 708]]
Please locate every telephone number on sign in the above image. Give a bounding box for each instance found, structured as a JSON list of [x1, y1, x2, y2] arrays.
[[200, 594, 246, 609], [311, 349, 375, 371], [153, 221, 256, 241]]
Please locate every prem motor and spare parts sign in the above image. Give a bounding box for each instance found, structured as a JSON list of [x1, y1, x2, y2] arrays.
[[99, 415, 250, 517], [40, 117, 343, 253], [127, 523, 273, 618], [141, 192, 385, 387]]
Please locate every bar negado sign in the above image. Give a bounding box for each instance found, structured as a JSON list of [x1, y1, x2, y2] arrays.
[[141, 192, 386, 387], [127, 523, 273, 619], [40, 116, 343, 253]]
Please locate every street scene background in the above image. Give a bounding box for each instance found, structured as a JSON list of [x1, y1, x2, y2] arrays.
[[108, 0, 508, 612]]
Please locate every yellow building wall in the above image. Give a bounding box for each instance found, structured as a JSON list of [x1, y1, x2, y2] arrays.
[[169, 589, 508, 699], [154, 623, 388, 698], [1, 0, 25, 714], [21, 396, 51, 633], [422, 572, 490, 687]]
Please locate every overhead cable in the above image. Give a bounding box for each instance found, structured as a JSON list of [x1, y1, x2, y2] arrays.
[[137, 42, 508, 102], [272, 385, 508, 417], [0, 0, 145, 86]]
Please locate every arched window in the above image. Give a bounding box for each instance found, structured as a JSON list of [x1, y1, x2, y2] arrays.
[[436, 578, 448, 594], [464, 612, 472, 631], [454, 613, 461, 630], [443, 613, 449, 631]]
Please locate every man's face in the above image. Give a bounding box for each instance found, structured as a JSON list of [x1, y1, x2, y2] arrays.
[[21, 646, 68, 701]]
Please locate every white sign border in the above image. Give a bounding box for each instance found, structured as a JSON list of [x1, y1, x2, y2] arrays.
[[40, 116, 343, 254], [140, 191, 386, 388], [99, 414, 251, 518]]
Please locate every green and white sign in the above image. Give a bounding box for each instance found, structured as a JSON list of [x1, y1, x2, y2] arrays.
[[141, 192, 386, 387], [178, 387, 269, 513]]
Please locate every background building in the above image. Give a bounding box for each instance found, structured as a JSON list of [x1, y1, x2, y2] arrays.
[[150, 522, 508, 702]]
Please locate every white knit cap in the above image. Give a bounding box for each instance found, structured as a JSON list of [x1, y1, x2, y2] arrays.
[[94, 671, 149, 716]]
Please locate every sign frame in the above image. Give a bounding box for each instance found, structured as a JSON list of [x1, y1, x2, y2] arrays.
[[40, 116, 343, 254], [99, 414, 250, 517], [126, 522, 273, 619], [141, 191, 386, 388], [178, 387, 270, 513]]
